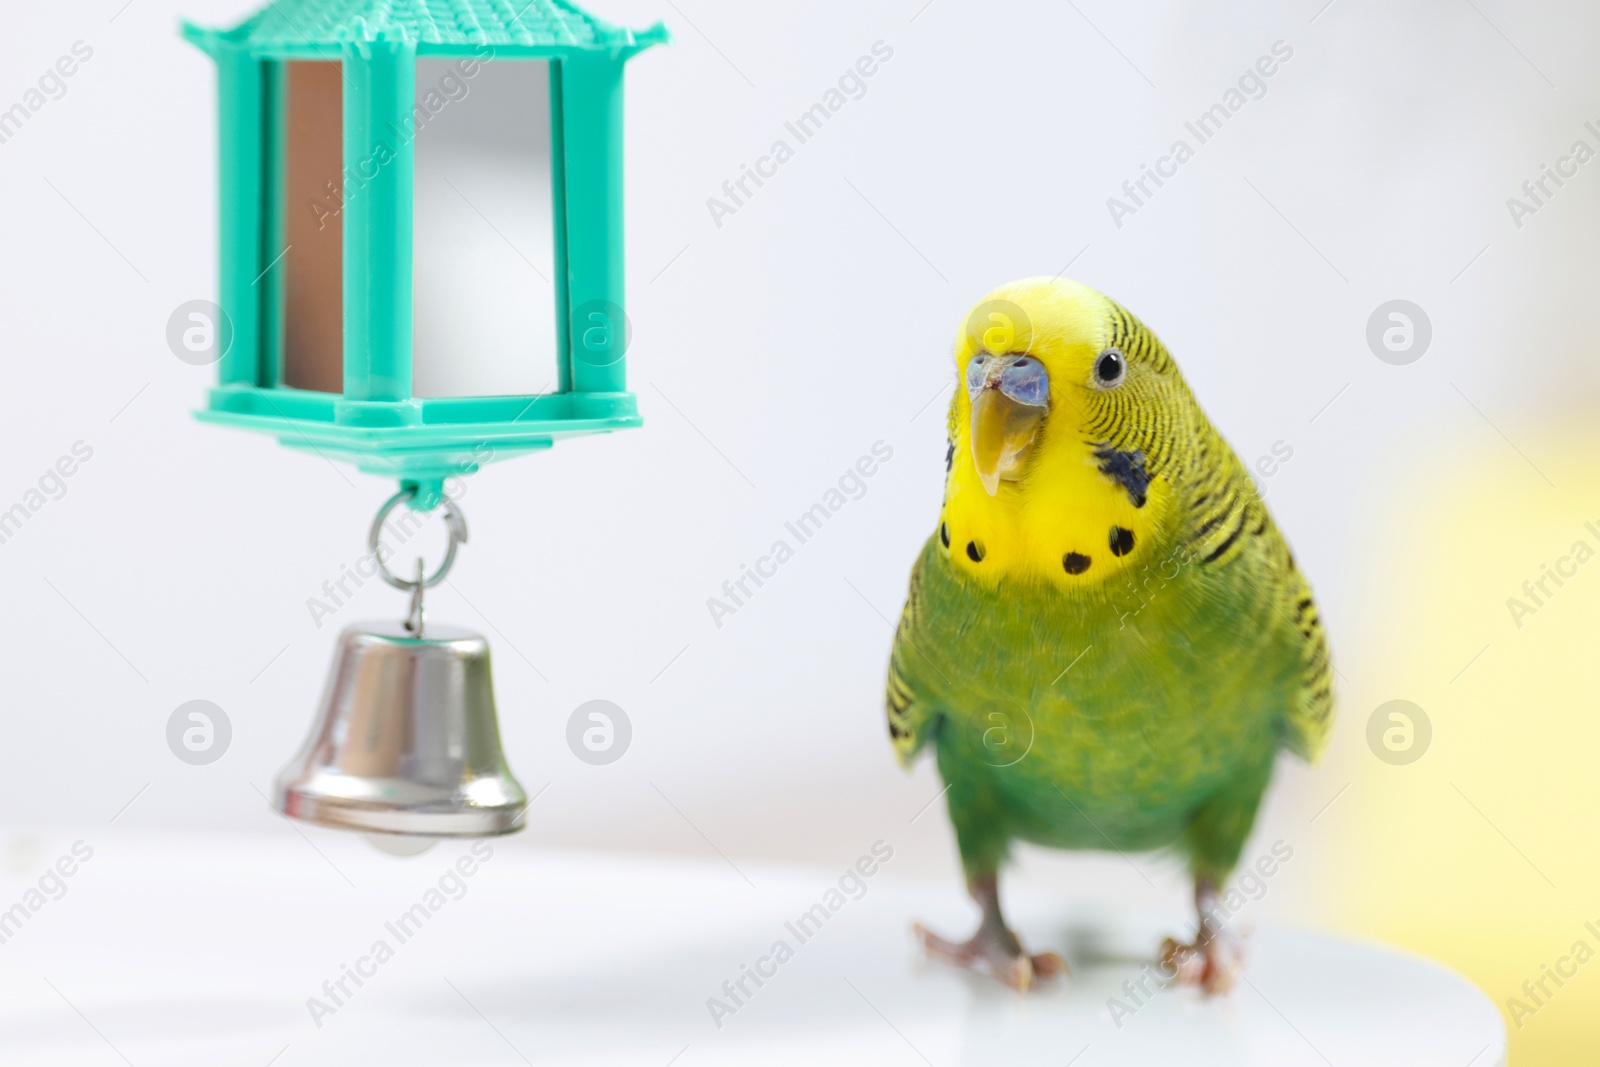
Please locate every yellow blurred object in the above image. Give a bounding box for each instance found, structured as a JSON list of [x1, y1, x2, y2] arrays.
[[1321, 423, 1600, 1066]]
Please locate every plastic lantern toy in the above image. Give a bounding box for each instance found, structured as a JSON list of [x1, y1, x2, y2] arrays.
[[182, 0, 666, 845]]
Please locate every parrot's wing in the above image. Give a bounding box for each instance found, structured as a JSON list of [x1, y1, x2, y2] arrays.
[[1278, 561, 1334, 760], [885, 548, 941, 767], [1187, 446, 1334, 762]]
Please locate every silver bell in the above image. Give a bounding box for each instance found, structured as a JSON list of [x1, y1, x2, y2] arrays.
[[275, 620, 529, 838]]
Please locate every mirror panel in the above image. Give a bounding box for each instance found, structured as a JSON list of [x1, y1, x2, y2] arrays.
[[412, 58, 556, 399]]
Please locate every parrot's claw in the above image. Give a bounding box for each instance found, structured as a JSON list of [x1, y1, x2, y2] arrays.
[[1159, 933, 1241, 995], [913, 921, 1068, 992]]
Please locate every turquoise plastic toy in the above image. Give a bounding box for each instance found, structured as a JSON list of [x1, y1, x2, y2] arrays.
[[182, 0, 667, 505]]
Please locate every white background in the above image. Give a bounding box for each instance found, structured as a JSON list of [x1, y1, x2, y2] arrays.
[[0, 0, 1596, 935]]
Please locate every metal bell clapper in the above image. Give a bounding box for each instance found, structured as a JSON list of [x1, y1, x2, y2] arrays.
[[274, 489, 529, 848]]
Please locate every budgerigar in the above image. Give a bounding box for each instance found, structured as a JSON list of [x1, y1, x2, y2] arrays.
[[886, 277, 1333, 992]]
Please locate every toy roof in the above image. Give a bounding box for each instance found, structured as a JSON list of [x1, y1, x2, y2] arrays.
[[184, 0, 668, 58]]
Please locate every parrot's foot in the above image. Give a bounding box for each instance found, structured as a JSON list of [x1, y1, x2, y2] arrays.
[[914, 921, 1067, 991], [1158, 932, 1241, 994], [913, 873, 1066, 991], [1159, 875, 1242, 994]]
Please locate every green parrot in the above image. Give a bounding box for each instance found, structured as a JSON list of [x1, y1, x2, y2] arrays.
[[887, 277, 1333, 992]]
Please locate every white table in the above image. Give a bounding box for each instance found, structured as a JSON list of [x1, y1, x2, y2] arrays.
[[0, 831, 1504, 1066]]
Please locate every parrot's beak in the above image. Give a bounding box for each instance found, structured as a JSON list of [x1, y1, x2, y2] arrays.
[[969, 356, 1049, 496]]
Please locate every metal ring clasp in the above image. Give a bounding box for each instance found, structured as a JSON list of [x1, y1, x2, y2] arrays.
[[368, 487, 468, 633]]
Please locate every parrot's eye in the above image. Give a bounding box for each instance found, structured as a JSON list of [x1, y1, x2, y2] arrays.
[[1094, 349, 1126, 388]]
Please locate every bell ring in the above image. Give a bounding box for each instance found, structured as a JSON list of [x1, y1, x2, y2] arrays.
[[274, 491, 528, 840]]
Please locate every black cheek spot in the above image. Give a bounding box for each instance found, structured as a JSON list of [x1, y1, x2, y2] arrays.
[[966, 541, 986, 563], [1062, 552, 1091, 575], [1109, 526, 1135, 557], [1093, 447, 1150, 509], [940, 522, 950, 548]]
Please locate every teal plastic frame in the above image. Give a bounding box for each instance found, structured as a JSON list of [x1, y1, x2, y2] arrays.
[[182, 9, 667, 496]]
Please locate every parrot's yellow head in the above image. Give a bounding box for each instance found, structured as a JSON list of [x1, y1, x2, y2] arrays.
[[939, 277, 1196, 591]]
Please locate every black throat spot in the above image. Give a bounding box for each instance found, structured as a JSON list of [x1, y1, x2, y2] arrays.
[[1093, 446, 1149, 508]]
